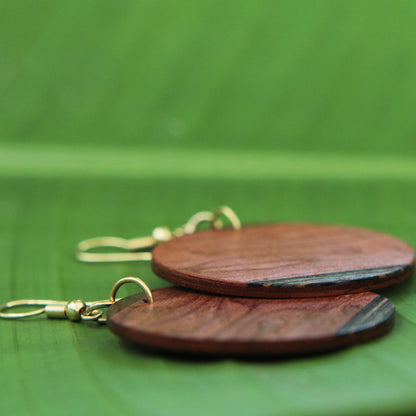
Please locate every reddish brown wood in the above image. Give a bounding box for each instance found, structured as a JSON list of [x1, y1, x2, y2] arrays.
[[152, 224, 414, 298], [107, 288, 395, 356]]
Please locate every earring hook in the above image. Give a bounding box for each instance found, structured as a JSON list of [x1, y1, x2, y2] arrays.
[[0, 276, 153, 324], [75, 206, 241, 263]]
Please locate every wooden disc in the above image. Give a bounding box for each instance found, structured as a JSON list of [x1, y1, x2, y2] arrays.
[[107, 288, 395, 356], [152, 224, 414, 298]]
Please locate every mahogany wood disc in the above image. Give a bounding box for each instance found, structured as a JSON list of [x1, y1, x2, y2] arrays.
[[107, 288, 395, 356], [152, 224, 414, 298]]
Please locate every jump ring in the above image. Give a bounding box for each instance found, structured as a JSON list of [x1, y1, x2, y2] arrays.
[[109, 277, 153, 304], [213, 206, 242, 230]]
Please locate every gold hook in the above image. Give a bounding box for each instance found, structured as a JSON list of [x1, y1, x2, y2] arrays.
[[75, 206, 241, 263], [0, 276, 153, 324], [76, 230, 171, 263]]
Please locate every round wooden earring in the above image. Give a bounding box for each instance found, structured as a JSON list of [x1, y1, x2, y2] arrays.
[[152, 223, 414, 298], [107, 288, 395, 356], [0, 276, 395, 358]]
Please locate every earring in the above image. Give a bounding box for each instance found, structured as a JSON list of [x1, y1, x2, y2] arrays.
[[0, 276, 395, 356], [76, 206, 414, 298]]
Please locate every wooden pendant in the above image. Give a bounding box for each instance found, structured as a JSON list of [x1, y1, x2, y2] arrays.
[[152, 224, 414, 298], [107, 288, 395, 356]]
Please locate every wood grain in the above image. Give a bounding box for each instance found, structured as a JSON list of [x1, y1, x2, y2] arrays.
[[107, 288, 395, 356], [152, 224, 415, 297]]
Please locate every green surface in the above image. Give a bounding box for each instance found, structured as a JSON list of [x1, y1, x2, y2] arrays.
[[1, 1, 416, 415], [1, 0, 416, 154]]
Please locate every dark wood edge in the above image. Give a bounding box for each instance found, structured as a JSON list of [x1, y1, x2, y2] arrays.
[[152, 261, 414, 298]]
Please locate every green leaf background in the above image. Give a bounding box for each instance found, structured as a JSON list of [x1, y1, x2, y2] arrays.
[[1, 1, 416, 415]]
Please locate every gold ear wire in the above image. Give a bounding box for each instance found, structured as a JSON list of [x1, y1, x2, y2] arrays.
[[0, 276, 153, 324], [75, 233, 165, 263], [75, 206, 241, 263]]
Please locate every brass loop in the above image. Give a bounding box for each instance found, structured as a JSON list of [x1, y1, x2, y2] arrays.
[[109, 277, 154, 304], [81, 277, 154, 324], [0, 299, 68, 319], [85, 300, 114, 314], [82, 300, 112, 323], [80, 308, 104, 322], [179, 206, 241, 235], [212, 206, 242, 230]]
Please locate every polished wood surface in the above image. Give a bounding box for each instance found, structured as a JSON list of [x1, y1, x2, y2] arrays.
[[152, 224, 414, 297], [107, 288, 395, 356]]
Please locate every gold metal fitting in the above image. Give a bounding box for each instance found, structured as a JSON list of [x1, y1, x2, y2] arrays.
[[0, 276, 153, 324], [75, 206, 241, 263]]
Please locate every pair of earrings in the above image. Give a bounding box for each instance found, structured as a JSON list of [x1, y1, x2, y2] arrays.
[[1, 207, 413, 357]]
